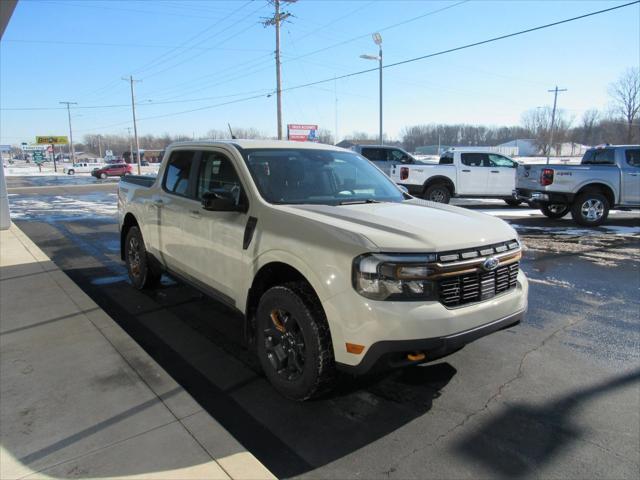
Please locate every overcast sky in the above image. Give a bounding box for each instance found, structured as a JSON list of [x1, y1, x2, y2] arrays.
[[1, 0, 638, 145]]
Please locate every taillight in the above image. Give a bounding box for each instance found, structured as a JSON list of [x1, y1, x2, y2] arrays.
[[400, 167, 409, 181], [540, 168, 554, 186]]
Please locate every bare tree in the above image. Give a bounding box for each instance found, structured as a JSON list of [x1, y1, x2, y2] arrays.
[[522, 107, 572, 155], [316, 129, 334, 145], [608, 67, 640, 143]]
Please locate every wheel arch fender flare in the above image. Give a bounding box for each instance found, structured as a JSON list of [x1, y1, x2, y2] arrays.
[[242, 251, 336, 343], [574, 182, 616, 206], [423, 176, 455, 194]]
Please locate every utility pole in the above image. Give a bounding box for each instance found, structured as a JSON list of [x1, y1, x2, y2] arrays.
[[263, 0, 295, 140], [123, 76, 142, 174], [59, 101, 77, 166], [97, 134, 102, 159], [127, 127, 133, 164], [546, 86, 567, 164], [334, 77, 338, 145]]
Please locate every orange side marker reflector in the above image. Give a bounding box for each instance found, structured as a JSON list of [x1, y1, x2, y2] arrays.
[[346, 343, 365, 354], [407, 352, 426, 362]]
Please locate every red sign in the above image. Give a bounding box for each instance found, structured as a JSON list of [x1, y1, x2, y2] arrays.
[[287, 124, 318, 142]]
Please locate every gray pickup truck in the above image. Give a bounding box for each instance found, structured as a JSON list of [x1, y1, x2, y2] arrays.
[[515, 145, 640, 226]]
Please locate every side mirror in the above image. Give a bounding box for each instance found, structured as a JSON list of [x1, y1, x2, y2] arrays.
[[398, 185, 409, 194], [201, 191, 245, 212]]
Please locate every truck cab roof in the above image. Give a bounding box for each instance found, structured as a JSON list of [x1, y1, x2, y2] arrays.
[[167, 139, 346, 152]]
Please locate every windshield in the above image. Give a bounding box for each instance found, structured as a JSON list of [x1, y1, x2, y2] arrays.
[[242, 148, 405, 205]]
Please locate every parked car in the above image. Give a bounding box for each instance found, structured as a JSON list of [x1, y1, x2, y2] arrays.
[[92, 163, 133, 179], [352, 145, 420, 175], [118, 140, 528, 400], [390, 149, 521, 205], [63, 162, 102, 175], [515, 145, 640, 226]]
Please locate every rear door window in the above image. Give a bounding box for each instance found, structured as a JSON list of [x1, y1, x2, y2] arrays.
[[163, 150, 196, 197], [625, 149, 640, 167], [360, 148, 385, 161], [461, 153, 489, 167], [582, 149, 615, 164]]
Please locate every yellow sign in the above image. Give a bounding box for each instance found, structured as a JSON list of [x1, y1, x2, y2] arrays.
[[36, 136, 68, 145]]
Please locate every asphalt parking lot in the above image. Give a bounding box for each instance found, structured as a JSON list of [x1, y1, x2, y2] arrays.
[[6, 176, 640, 479]]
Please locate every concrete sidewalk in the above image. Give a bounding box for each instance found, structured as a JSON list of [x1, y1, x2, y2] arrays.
[[0, 224, 275, 480]]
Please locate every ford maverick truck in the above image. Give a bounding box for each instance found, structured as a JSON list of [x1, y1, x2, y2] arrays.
[[118, 140, 528, 400]]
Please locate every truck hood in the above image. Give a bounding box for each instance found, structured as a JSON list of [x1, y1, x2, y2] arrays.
[[282, 199, 518, 251]]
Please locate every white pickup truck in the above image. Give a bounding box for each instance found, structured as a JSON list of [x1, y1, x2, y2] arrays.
[[118, 140, 528, 400], [390, 150, 521, 205]]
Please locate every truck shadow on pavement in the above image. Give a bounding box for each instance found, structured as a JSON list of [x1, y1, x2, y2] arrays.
[[453, 368, 640, 478], [61, 265, 458, 478]]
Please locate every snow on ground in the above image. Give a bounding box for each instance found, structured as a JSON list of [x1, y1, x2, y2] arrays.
[[513, 223, 640, 236], [8, 193, 117, 221]]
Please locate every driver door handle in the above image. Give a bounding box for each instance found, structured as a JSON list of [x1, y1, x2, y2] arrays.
[[152, 199, 164, 207], [461, 169, 471, 172], [491, 170, 500, 173]]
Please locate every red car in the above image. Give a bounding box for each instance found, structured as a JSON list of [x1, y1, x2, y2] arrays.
[[92, 163, 133, 179]]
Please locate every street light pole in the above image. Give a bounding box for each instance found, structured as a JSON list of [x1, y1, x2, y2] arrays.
[[361, 32, 383, 145], [378, 42, 383, 145], [59, 101, 77, 166]]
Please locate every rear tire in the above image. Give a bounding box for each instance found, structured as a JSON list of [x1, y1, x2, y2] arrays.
[[504, 199, 521, 207], [540, 203, 570, 219], [125, 226, 161, 289], [256, 283, 335, 401], [570, 192, 609, 227], [424, 184, 451, 203], [68, 169, 75, 175]]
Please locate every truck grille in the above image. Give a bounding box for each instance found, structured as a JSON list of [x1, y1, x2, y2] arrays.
[[439, 262, 519, 307]]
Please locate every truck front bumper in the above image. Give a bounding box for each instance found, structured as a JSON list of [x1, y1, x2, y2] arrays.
[[324, 271, 528, 374], [336, 308, 525, 374]]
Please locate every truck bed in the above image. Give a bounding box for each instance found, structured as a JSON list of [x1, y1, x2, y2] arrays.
[[120, 175, 156, 188]]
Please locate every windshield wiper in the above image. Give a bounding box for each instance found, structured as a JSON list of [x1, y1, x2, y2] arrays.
[[338, 198, 384, 205]]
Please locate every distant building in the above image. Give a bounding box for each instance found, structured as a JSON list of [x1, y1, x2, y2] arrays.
[[497, 139, 538, 156], [336, 139, 402, 149], [415, 145, 451, 155], [497, 139, 589, 157]]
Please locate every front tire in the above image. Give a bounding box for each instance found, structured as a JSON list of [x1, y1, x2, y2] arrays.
[[124, 226, 160, 289], [424, 184, 451, 203], [571, 192, 609, 227], [256, 284, 335, 401], [540, 203, 570, 219], [100, 172, 107, 179]]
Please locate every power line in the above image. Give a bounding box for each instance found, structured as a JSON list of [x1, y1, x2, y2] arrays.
[[2, 38, 273, 53], [10, 1, 638, 134], [281, 1, 640, 94], [134, 1, 263, 78]]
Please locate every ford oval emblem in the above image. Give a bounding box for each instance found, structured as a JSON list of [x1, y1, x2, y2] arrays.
[[482, 257, 500, 272]]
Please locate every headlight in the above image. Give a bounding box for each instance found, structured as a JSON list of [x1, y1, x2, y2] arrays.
[[352, 253, 438, 301]]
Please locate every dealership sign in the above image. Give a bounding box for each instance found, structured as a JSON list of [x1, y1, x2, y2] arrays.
[[36, 136, 68, 145], [287, 124, 318, 142], [21, 145, 47, 152]]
